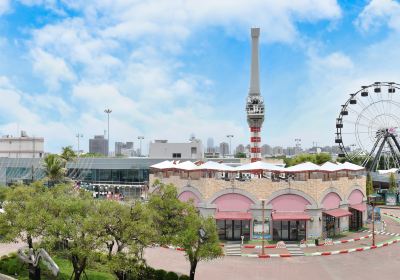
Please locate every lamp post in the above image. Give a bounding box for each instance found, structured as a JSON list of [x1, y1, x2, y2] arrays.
[[368, 194, 379, 246], [138, 136, 144, 157], [104, 109, 112, 156], [261, 199, 266, 256], [76, 133, 83, 156], [226, 135, 234, 157]]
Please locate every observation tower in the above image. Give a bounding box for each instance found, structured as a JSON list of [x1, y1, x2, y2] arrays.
[[246, 28, 265, 162]]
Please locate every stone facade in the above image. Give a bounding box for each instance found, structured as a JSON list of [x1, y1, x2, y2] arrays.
[[150, 172, 366, 240]]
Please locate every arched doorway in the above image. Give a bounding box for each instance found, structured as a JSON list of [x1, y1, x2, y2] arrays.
[[178, 191, 200, 206], [348, 189, 366, 231], [321, 192, 351, 237], [269, 194, 311, 241], [212, 193, 253, 241]]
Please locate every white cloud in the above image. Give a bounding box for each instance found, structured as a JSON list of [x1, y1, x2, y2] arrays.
[[1, 0, 344, 152], [355, 0, 400, 32], [0, 0, 10, 15], [31, 48, 76, 90]]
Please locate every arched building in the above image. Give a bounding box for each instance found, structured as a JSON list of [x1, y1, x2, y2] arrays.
[[150, 161, 367, 242]]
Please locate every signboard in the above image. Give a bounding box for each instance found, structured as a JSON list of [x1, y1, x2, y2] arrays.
[[367, 205, 381, 221], [386, 193, 397, 206], [252, 219, 271, 239]]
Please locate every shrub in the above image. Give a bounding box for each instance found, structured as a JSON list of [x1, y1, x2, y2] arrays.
[[179, 275, 190, 280], [164, 271, 179, 280], [154, 269, 167, 280]]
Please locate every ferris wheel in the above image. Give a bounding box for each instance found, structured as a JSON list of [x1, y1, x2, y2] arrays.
[[335, 82, 400, 172]]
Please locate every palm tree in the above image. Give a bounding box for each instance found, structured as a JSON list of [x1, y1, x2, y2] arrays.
[[43, 154, 67, 186], [60, 146, 77, 162]]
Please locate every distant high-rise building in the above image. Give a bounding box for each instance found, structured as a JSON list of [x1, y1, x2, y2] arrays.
[[272, 146, 283, 156], [115, 141, 135, 157], [261, 144, 272, 156], [207, 137, 215, 153], [235, 144, 245, 154], [89, 135, 108, 156], [219, 142, 229, 157], [0, 131, 44, 158]]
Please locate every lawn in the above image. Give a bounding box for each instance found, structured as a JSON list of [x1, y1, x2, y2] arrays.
[[0, 254, 115, 280]]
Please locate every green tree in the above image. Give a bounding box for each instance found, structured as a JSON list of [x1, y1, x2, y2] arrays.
[[366, 172, 374, 196], [0, 185, 7, 208], [148, 183, 187, 245], [178, 207, 222, 280], [60, 146, 77, 162], [389, 173, 397, 193], [44, 189, 102, 280], [0, 182, 50, 278], [94, 199, 155, 280], [234, 152, 246, 158], [149, 183, 222, 280], [43, 154, 67, 185]]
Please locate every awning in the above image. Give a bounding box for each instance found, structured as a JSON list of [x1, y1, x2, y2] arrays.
[[215, 212, 252, 220], [349, 203, 367, 212], [323, 208, 352, 218], [272, 212, 311, 221]]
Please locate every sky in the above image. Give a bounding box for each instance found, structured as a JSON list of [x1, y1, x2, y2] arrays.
[[0, 0, 400, 154]]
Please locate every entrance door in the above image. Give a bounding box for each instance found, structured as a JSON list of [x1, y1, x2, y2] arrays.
[[273, 220, 306, 241], [349, 209, 362, 231], [225, 220, 233, 240], [233, 220, 242, 240], [281, 221, 289, 240]]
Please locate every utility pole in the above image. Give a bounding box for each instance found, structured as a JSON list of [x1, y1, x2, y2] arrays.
[[138, 136, 144, 157], [227, 135, 234, 157], [76, 134, 83, 156], [104, 109, 112, 157]]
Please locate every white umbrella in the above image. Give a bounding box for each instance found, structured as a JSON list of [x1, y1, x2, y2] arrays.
[[235, 161, 285, 172], [197, 161, 236, 172], [150, 160, 176, 170], [175, 161, 200, 171], [339, 162, 365, 171], [285, 162, 320, 172], [319, 162, 342, 172]]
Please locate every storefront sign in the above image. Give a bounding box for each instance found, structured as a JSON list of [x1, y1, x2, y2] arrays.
[[386, 193, 397, 206], [252, 219, 270, 239]]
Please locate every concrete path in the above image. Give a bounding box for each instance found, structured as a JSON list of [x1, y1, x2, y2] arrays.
[[145, 243, 400, 280]]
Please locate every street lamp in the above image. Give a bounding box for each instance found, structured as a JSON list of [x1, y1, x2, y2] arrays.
[[368, 193, 380, 246], [104, 109, 112, 157], [226, 135, 234, 157], [260, 199, 266, 257], [76, 134, 83, 156], [138, 136, 144, 157]]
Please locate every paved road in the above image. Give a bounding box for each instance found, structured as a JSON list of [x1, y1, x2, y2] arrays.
[[145, 243, 400, 280], [146, 209, 400, 280]]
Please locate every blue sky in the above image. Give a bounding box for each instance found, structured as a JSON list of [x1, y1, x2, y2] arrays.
[[1, 0, 400, 153]]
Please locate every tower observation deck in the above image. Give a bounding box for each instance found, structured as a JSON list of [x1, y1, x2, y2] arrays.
[[246, 28, 265, 162]]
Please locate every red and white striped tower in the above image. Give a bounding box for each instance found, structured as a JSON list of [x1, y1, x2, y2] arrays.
[[246, 28, 265, 162]]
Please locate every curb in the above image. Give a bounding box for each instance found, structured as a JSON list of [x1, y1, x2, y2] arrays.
[[305, 239, 399, 257]]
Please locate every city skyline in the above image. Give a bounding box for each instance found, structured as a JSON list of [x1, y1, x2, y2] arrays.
[[1, 1, 400, 153]]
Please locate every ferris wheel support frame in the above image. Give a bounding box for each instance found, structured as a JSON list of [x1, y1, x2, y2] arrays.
[[336, 82, 400, 172]]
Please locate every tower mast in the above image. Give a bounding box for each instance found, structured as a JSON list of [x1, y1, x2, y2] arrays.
[[246, 28, 265, 162]]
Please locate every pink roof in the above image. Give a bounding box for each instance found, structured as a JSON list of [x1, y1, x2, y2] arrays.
[[323, 208, 352, 218], [349, 203, 366, 212], [272, 212, 311, 221], [215, 212, 252, 220]]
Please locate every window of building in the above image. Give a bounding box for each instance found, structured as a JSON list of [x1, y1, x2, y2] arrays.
[[172, 153, 181, 158]]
